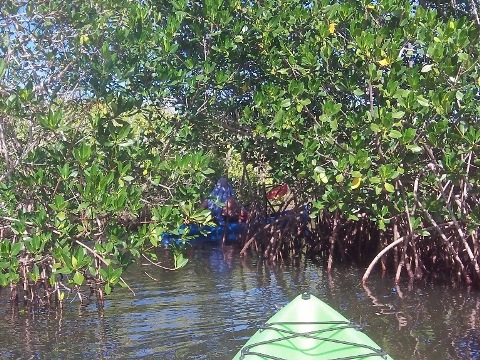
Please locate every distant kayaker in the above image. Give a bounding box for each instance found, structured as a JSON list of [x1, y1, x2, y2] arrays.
[[201, 177, 248, 225]]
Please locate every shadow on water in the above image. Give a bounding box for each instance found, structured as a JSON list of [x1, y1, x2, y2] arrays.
[[1, 244, 480, 359]]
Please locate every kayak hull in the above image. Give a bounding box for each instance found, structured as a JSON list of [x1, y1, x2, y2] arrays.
[[161, 222, 246, 246], [161, 208, 310, 247], [233, 293, 392, 360]]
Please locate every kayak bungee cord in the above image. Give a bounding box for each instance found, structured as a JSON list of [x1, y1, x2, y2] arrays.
[[265, 320, 363, 330], [240, 350, 387, 360], [233, 293, 393, 360], [239, 320, 389, 360]]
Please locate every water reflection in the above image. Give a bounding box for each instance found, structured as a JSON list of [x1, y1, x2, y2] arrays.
[[0, 245, 479, 359]]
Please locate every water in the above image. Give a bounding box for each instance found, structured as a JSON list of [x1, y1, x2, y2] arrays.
[[1, 244, 479, 359]]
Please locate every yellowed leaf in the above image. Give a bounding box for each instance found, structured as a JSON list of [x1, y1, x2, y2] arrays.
[[319, 172, 328, 184], [143, 169, 148, 175], [329, 23, 336, 34], [378, 58, 390, 67], [80, 34, 89, 45], [384, 182, 395, 193], [71, 255, 78, 269], [351, 177, 362, 190], [366, 4, 375, 9]]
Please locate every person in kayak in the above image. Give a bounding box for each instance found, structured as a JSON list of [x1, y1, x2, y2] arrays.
[[201, 177, 248, 225]]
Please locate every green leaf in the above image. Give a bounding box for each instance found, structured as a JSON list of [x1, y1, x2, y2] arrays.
[[417, 96, 429, 107], [29, 264, 40, 282], [296, 153, 305, 162], [421, 64, 433, 73], [384, 182, 395, 193], [73, 142, 92, 165], [351, 170, 362, 178], [406, 144, 422, 153], [331, 103, 342, 115], [280, 98, 291, 108], [388, 130, 402, 139], [73, 271, 84, 285], [392, 111, 405, 119], [330, 119, 338, 131], [370, 123, 381, 133], [56, 211, 67, 221], [318, 172, 328, 184], [109, 267, 123, 284], [300, 98, 311, 106], [402, 128, 416, 143], [0, 58, 6, 78], [175, 256, 188, 269], [273, 109, 284, 125], [202, 168, 215, 175], [118, 139, 135, 147], [11, 242, 22, 256]]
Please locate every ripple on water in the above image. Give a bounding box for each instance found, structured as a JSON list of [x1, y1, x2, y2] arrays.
[[1, 246, 480, 359]]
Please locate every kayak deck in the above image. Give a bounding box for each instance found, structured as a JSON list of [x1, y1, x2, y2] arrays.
[[161, 209, 310, 247], [233, 293, 392, 360]]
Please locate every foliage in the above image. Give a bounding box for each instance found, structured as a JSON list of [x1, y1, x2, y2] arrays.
[[0, 0, 217, 307], [1, 0, 480, 311], [146, 0, 480, 283]]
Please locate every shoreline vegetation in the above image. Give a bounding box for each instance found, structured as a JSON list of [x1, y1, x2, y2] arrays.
[[0, 0, 480, 310]]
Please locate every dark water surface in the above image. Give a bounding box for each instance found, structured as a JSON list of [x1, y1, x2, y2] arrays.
[[1, 244, 480, 359]]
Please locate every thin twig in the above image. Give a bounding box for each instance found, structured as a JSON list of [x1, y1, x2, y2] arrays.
[[144, 271, 158, 281], [141, 253, 178, 271], [74, 239, 135, 295]]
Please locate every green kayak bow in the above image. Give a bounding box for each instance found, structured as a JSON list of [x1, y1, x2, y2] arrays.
[[233, 293, 393, 360]]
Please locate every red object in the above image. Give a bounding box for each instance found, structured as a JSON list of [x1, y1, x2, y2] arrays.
[[266, 184, 289, 200], [239, 208, 249, 222]]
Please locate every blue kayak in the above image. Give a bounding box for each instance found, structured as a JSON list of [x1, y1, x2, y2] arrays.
[[161, 222, 246, 246], [161, 207, 311, 247]]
